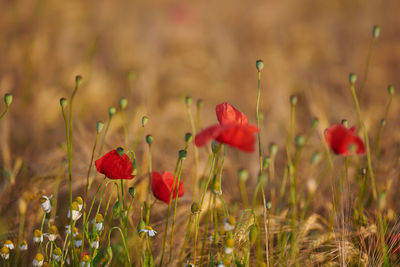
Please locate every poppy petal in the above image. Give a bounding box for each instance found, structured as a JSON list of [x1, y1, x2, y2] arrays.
[[194, 125, 223, 147], [95, 149, 135, 179], [325, 124, 365, 156], [216, 125, 259, 152], [151, 171, 184, 204], [216, 102, 248, 126]]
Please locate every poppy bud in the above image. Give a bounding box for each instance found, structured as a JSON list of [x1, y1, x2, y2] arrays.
[[263, 156, 270, 170], [349, 73, 357, 84], [96, 121, 104, 133], [116, 147, 124, 157], [119, 98, 128, 110], [290, 95, 298, 105], [60, 98, 67, 108], [295, 134, 305, 147], [18, 198, 27, 215], [311, 152, 321, 165], [113, 201, 121, 219], [197, 99, 203, 109], [146, 135, 153, 146], [75, 75, 83, 85], [269, 143, 278, 156], [213, 180, 221, 195], [387, 85, 394, 96], [211, 141, 221, 153], [256, 60, 264, 71], [372, 25, 380, 39], [341, 119, 348, 127], [142, 116, 148, 127], [185, 96, 192, 106], [108, 107, 116, 117], [191, 202, 201, 214], [4, 93, 13, 106], [238, 169, 249, 182], [258, 172, 267, 184], [360, 167, 367, 176], [128, 71, 136, 81], [249, 224, 258, 246], [266, 201, 272, 210], [311, 117, 319, 129], [380, 119, 386, 127], [129, 187, 136, 198], [185, 133, 193, 143], [179, 149, 187, 159]]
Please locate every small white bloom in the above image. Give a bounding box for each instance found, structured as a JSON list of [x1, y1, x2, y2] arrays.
[[52, 247, 62, 262], [223, 217, 235, 232], [81, 254, 90, 267], [33, 229, 43, 243], [33, 253, 44, 267], [75, 234, 83, 248], [65, 225, 79, 237], [224, 247, 233, 254], [19, 241, 28, 251], [91, 236, 99, 249], [307, 178, 317, 194], [3, 240, 14, 250], [184, 259, 195, 267], [67, 210, 82, 221], [75, 196, 83, 211], [139, 226, 157, 237], [40, 195, 53, 214], [0, 247, 9, 260]]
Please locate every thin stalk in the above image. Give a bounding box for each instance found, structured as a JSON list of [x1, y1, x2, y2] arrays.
[[159, 157, 183, 267], [82, 131, 100, 251], [145, 143, 153, 225], [186, 101, 200, 200], [168, 159, 186, 266], [359, 37, 377, 101], [107, 227, 131, 265], [0, 106, 9, 121], [199, 193, 213, 266]]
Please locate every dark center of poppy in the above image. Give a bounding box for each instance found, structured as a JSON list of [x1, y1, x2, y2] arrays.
[[116, 147, 124, 157]]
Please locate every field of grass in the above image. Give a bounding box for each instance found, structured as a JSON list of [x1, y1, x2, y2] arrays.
[[0, 0, 400, 266]]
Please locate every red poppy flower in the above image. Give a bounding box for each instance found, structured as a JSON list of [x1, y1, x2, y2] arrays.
[[95, 148, 135, 179], [325, 124, 365, 156], [151, 171, 184, 204], [194, 102, 259, 152]]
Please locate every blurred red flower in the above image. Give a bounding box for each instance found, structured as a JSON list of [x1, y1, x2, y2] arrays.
[[95, 148, 135, 179], [151, 171, 184, 204], [325, 124, 365, 156], [194, 102, 259, 152]]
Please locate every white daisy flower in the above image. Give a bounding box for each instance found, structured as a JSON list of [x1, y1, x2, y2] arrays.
[[32, 253, 44, 267], [46, 225, 58, 242], [224, 238, 234, 255], [184, 259, 195, 267], [81, 254, 90, 267], [33, 229, 43, 243], [65, 225, 79, 237], [0, 246, 9, 260], [67, 202, 82, 221], [223, 216, 236, 232], [75, 196, 83, 211], [39, 195, 53, 214], [19, 240, 28, 251], [139, 226, 157, 237], [3, 240, 14, 250], [52, 247, 62, 262], [91, 236, 99, 249], [92, 214, 104, 232], [75, 234, 83, 248]]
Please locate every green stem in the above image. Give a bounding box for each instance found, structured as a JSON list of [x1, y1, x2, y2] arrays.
[[0, 106, 9, 121], [186, 101, 200, 200], [107, 227, 131, 265]]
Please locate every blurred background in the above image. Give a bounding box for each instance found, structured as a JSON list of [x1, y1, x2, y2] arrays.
[[0, 0, 399, 260]]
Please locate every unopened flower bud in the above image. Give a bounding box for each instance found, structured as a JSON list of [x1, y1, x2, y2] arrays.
[[269, 143, 278, 156], [256, 60, 264, 71], [185, 96, 192, 106], [4, 93, 13, 106], [97, 121, 104, 133], [238, 169, 249, 182], [311, 117, 319, 129], [290, 95, 298, 105], [263, 157, 270, 170], [379, 191, 386, 211], [380, 119, 386, 127], [349, 73, 357, 84], [137, 220, 145, 236], [211, 141, 221, 153], [295, 134, 305, 147], [258, 172, 267, 184], [108, 107, 116, 117], [146, 135, 153, 146], [60, 98, 67, 108], [311, 152, 321, 165], [341, 119, 348, 128], [129, 187, 136, 198], [119, 98, 128, 110], [75, 75, 83, 85], [185, 133, 193, 143], [266, 202, 272, 210], [113, 201, 121, 219], [116, 147, 124, 157], [197, 99, 203, 109], [191, 202, 201, 214], [387, 85, 394, 96], [179, 149, 187, 159], [372, 25, 380, 39], [142, 116, 148, 127]]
